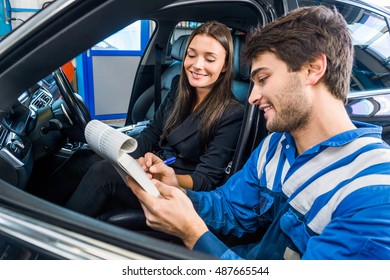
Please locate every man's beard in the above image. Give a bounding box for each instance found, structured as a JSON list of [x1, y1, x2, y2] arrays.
[[266, 74, 311, 133]]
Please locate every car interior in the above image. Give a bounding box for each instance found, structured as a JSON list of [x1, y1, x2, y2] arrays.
[[24, 14, 268, 245]]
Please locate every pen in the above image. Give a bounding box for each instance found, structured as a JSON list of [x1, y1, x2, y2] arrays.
[[163, 157, 176, 166], [144, 156, 176, 172]]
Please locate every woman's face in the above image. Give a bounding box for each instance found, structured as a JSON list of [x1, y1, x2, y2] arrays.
[[184, 34, 227, 94]]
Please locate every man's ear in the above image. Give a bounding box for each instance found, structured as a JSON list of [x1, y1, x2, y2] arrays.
[[304, 53, 327, 86]]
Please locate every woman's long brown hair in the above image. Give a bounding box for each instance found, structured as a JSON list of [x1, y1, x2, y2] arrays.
[[162, 21, 237, 151]]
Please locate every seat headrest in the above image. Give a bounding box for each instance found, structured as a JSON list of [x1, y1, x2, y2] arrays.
[[233, 35, 250, 81], [171, 35, 190, 61]]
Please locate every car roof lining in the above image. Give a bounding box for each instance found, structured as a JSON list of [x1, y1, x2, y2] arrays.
[[152, 2, 264, 30]]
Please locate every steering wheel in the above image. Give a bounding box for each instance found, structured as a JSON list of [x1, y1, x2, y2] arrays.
[[52, 68, 91, 134]]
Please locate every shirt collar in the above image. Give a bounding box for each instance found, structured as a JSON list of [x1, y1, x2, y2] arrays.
[[281, 121, 383, 156]]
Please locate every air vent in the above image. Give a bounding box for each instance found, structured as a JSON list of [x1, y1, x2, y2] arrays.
[[0, 125, 9, 148], [30, 89, 53, 111]]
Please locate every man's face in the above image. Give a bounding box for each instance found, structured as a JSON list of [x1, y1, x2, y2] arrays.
[[248, 51, 311, 133]]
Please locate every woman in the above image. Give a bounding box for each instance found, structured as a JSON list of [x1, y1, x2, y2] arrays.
[[45, 21, 244, 217]]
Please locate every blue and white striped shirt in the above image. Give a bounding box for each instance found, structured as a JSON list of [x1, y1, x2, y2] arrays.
[[188, 121, 390, 259]]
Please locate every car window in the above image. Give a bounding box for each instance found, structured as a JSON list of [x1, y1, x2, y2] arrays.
[[92, 20, 155, 51], [171, 21, 202, 41], [299, 0, 390, 95], [83, 20, 156, 121]]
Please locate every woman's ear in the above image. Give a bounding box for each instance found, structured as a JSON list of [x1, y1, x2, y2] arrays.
[[304, 53, 327, 86]]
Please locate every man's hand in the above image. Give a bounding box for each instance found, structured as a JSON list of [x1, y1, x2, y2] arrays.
[[137, 152, 179, 187], [126, 176, 208, 249]]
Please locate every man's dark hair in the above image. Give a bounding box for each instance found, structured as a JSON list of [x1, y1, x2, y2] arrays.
[[244, 6, 353, 103]]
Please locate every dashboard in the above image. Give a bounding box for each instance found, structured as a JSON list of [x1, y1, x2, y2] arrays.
[[0, 75, 63, 188]]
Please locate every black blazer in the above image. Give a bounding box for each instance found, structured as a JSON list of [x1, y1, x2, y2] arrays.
[[131, 76, 244, 191]]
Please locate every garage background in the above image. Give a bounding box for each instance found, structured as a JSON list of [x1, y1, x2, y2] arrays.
[[0, 0, 152, 122]]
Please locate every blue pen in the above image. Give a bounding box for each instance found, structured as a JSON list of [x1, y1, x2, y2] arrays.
[[163, 156, 176, 166]]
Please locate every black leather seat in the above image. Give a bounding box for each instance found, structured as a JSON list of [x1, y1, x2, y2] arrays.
[[232, 34, 250, 104], [99, 34, 250, 232], [131, 35, 189, 123]]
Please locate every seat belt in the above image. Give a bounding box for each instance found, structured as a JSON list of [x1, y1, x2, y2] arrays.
[[154, 43, 163, 113]]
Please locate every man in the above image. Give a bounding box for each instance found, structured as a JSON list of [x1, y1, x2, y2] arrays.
[[127, 6, 390, 259]]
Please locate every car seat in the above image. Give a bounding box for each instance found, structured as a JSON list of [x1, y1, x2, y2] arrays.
[[231, 34, 250, 104], [131, 35, 189, 124]]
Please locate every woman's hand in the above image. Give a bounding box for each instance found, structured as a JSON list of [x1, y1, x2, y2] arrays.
[[137, 152, 179, 187]]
